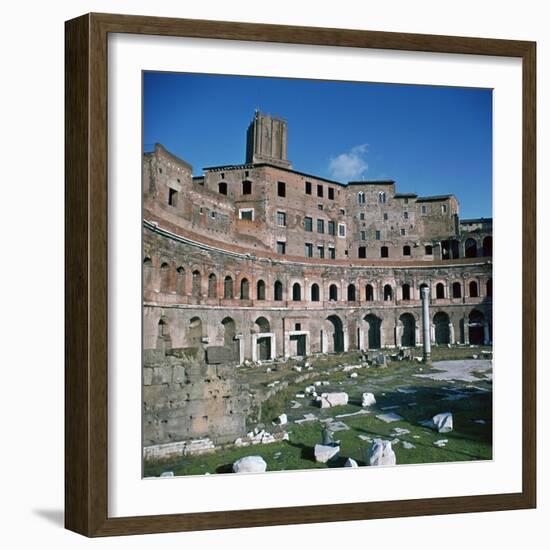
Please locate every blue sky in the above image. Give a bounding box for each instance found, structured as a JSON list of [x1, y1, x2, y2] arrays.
[[143, 72, 492, 219]]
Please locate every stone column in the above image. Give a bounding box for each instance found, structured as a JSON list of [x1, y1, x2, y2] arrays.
[[251, 334, 258, 363], [449, 323, 455, 345], [235, 334, 245, 364], [343, 330, 349, 352], [421, 286, 432, 364], [483, 323, 490, 345]]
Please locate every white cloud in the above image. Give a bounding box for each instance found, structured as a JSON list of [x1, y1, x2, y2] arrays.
[[328, 143, 369, 181]]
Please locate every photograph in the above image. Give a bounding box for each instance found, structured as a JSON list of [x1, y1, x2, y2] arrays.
[[141, 72, 493, 477]]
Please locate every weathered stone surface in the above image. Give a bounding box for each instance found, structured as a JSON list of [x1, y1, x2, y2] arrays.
[[160, 471, 175, 477], [367, 439, 396, 466], [206, 345, 237, 364], [232, 456, 267, 473], [376, 412, 403, 423], [274, 413, 287, 425], [316, 392, 349, 408], [361, 392, 376, 407], [432, 412, 453, 433], [314, 444, 340, 463]]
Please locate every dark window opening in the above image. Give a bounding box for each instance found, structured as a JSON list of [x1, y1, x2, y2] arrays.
[[436, 283, 445, 299], [329, 284, 338, 301], [452, 282, 462, 298], [277, 241, 286, 255], [305, 181, 312, 194], [242, 180, 252, 195], [317, 184, 323, 197], [168, 188, 178, 206], [365, 284, 374, 301], [277, 181, 286, 197], [328, 187, 335, 200], [218, 181, 227, 195], [402, 284, 411, 300], [292, 283, 301, 301], [403, 245, 411, 256], [358, 246, 367, 259], [381, 246, 389, 258], [274, 281, 283, 301], [425, 245, 433, 255], [311, 283, 320, 302]]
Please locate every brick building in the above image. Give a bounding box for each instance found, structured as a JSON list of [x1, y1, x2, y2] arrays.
[[142, 111, 492, 446]]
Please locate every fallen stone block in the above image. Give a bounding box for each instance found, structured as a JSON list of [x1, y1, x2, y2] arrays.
[[316, 392, 349, 408], [232, 456, 267, 473], [314, 443, 340, 463], [376, 412, 404, 423], [367, 439, 396, 466], [274, 413, 288, 426], [361, 392, 376, 407], [432, 412, 453, 433], [344, 458, 359, 468]]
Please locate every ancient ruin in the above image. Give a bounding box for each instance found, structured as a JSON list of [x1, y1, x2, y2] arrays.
[[142, 111, 492, 451]]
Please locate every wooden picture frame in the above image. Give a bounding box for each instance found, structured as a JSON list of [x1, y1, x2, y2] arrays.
[[65, 12, 536, 537]]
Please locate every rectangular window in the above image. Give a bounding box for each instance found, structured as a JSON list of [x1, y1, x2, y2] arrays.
[[239, 208, 254, 221], [383, 213, 388, 220], [375, 230, 381, 240], [276, 211, 287, 227], [441, 204, 448, 214], [328, 187, 334, 200], [328, 221, 335, 235], [317, 184, 324, 197], [318, 245, 325, 259], [317, 219, 325, 234], [338, 223, 346, 237], [328, 247, 336, 259], [295, 323, 301, 331], [211, 211, 216, 219], [305, 243, 313, 257], [277, 181, 286, 197], [340, 209, 346, 215], [400, 228, 406, 236], [359, 213, 365, 220], [421, 205, 428, 215], [425, 245, 433, 255], [305, 181, 312, 194], [360, 231, 366, 240], [404, 211, 409, 219], [304, 216, 313, 232], [168, 188, 178, 206], [318, 204, 324, 210], [276, 241, 286, 255]]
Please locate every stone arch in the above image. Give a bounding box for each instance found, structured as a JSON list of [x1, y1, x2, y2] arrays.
[[452, 281, 462, 298], [255, 317, 272, 360], [402, 283, 411, 301], [143, 257, 153, 289], [191, 270, 201, 297], [255, 316, 271, 333], [256, 279, 266, 300], [383, 284, 393, 301], [240, 278, 250, 300], [469, 309, 485, 345], [159, 262, 170, 293], [469, 280, 479, 298], [434, 311, 450, 344], [435, 282, 445, 299], [327, 315, 344, 353], [176, 266, 185, 294], [347, 283, 357, 301], [207, 273, 217, 298], [221, 317, 236, 346], [365, 284, 374, 301], [223, 275, 234, 299], [311, 283, 320, 302], [274, 280, 283, 301], [399, 313, 416, 347], [329, 284, 338, 301], [292, 282, 302, 301], [465, 238, 478, 258], [364, 314, 382, 349], [188, 316, 203, 346]]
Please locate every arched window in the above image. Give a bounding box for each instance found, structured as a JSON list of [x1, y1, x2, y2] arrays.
[[469, 281, 479, 298], [160, 262, 170, 293], [381, 246, 389, 258], [274, 281, 283, 301], [143, 257, 153, 288], [223, 276, 234, 299], [358, 246, 366, 259], [403, 245, 411, 256], [452, 282, 462, 298], [176, 266, 185, 294], [347, 284, 357, 301], [436, 282, 445, 299], [191, 270, 201, 297], [207, 273, 217, 298], [486, 278, 493, 297], [311, 283, 320, 302], [292, 282, 301, 301], [465, 238, 477, 258], [365, 284, 374, 301], [218, 181, 227, 195], [256, 280, 266, 300], [378, 191, 386, 204], [402, 283, 411, 301], [329, 284, 338, 301], [383, 284, 393, 301], [240, 278, 250, 300], [483, 236, 493, 256], [357, 191, 365, 204], [242, 180, 252, 195]]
